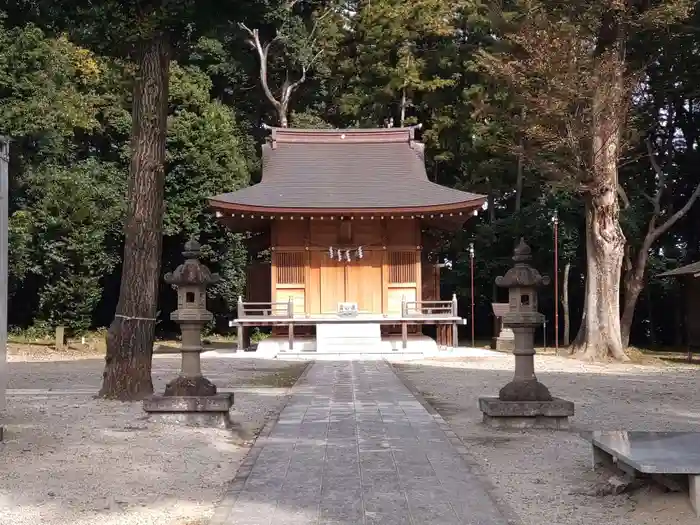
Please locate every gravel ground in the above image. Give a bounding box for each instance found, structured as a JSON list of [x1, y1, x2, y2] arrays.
[[0, 355, 306, 525], [393, 353, 700, 525]]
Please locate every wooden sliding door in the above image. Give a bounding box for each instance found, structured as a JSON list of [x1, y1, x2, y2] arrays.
[[346, 250, 382, 313]]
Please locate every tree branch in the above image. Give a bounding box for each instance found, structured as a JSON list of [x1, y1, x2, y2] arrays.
[[643, 136, 700, 244], [617, 183, 630, 209], [240, 6, 328, 126], [238, 23, 282, 112], [644, 137, 665, 217], [308, 7, 333, 43], [650, 177, 700, 242], [283, 50, 323, 103]]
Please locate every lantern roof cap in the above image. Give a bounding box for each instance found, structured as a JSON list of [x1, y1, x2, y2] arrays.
[[165, 237, 221, 287], [495, 238, 550, 289]]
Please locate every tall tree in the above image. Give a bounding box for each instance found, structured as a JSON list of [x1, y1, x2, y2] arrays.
[[477, 0, 691, 360], [338, 0, 469, 127], [5, 0, 244, 398], [618, 8, 700, 347]]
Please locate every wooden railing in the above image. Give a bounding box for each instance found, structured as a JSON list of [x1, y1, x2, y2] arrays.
[[233, 294, 461, 351], [235, 294, 460, 320], [237, 296, 294, 318], [401, 294, 458, 318]]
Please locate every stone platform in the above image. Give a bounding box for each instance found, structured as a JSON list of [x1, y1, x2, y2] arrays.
[[478, 397, 574, 429], [590, 431, 700, 516], [256, 334, 439, 357], [143, 393, 233, 429]]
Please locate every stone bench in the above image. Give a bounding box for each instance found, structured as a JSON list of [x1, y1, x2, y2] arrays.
[[589, 431, 700, 516]]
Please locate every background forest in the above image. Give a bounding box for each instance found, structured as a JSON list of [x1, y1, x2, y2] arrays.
[[2, 0, 699, 352]]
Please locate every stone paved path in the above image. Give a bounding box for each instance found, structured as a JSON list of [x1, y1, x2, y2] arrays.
[[218, 361, 512, 525]]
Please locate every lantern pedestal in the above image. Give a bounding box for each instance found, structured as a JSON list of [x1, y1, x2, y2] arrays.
[[478, 397, 574, 429], [143, 393, 234, 429], [478, 238, 574, 430]]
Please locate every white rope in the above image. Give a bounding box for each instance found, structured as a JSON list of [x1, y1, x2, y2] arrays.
[[114, 314, 156, 322]]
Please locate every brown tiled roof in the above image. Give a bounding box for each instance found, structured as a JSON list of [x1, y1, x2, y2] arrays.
[[658, 261, 700, 278], [209, 127, 486, 214]]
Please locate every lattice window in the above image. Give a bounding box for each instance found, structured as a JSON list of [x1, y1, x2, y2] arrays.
[[275, 252, 305, 284], [389, 251, 417, 283]]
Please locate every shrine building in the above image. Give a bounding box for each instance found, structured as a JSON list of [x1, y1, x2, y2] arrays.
[[209, 126, 486, 355]]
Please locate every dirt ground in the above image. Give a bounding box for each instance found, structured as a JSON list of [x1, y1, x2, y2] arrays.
[[393, 353, 700, 525], [1, 350, 307, 525]]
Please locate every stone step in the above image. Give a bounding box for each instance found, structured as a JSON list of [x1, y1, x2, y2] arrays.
[[316, 322, 382, 341], [276, 351, 425, 361], [318, 338, 383, 345], [316, 345, 385, 353]]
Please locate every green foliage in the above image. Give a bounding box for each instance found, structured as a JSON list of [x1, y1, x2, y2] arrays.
[[12, 160, 125, 330], [0, 26, 100, 131], [1, 19, 256, 332], [0, 22, 106, 159], [289, 110, 332, 129], [165, 61, 254, 237], [338, 0, 473, 125]]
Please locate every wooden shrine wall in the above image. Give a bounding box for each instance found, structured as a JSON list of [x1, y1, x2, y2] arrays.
[[267, 218, 424, 315]]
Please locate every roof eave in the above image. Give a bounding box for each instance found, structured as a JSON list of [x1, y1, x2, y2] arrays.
[[208, 196, 487, 217]]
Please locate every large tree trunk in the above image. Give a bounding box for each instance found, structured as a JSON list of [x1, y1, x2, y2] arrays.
[[572, 6, 628, 361], [99, 34, 170, 400], [515, 108, 525, 213], [620, 281, 641, 349], [278, 107, 289, 128], [562, 262, 571, 346], [572, 191, 627, 361], [620, 248, 649, 349], [571, 88, 627, 360], [400, 87, 407, 127]]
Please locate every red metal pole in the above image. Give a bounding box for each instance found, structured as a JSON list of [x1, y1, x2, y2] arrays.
[[554, 212, 559, 351], [470, 243, 475, 348]]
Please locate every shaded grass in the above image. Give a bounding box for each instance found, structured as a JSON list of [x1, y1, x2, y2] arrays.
[[247, 362, 310, 388], [419, 390, 462, 418]]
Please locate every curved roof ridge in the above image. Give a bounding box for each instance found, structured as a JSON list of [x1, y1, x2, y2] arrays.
[[269, 126, 416, 144]]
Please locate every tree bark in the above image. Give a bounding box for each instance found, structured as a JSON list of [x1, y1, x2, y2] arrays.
[[99, 34, 169, 400], [515, 108, 525, 213], [571, 100, 627, 359], [278, 108, 289, 128], [400, 87, 407, 128], [620, 247, 648, 349], [562, 262, 571, 346], [572, 190, 627, 361]]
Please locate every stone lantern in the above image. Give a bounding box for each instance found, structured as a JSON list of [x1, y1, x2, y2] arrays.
[[478, 238, 574, 429], [143, 238, 234, 428]]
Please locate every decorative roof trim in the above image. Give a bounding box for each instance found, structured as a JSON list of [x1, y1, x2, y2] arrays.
[[268, 126, 416, 145], [208, 196, 486, 215]]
